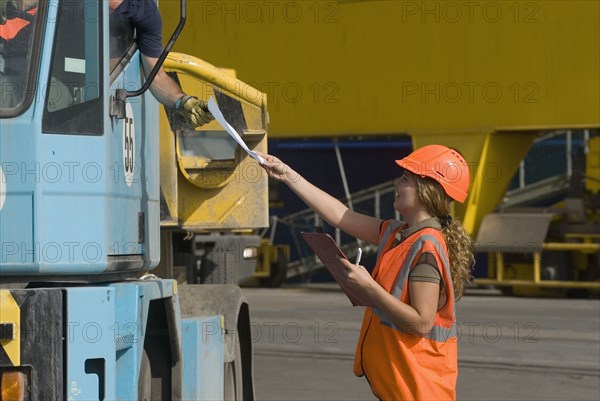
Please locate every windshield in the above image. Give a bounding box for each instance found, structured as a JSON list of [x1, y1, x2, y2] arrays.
[[0, 0, 44, 117]]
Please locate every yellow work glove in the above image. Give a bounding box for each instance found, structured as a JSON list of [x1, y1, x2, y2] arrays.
[[0, 0, 18, 25], [176, 95, 214, 129]]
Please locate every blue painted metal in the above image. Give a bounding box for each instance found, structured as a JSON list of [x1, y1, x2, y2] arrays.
[[182, 316, 225, 401], [111, 279, 179, 400], [66, 286, 118, 401], [111, 282, 144, 401], [65, 280, 181, 400], [0, 0, 160, 276], [1, 1, 228, 399], [0, 0, 58, 271]]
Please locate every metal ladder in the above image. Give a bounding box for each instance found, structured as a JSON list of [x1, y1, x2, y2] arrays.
[[500, 129, 591, 209]]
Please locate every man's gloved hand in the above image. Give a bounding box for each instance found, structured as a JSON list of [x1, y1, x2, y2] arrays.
[[177, 95, 214, 129], [0, 0, 17, 25]]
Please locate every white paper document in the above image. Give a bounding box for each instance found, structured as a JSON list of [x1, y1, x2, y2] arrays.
[[207, 97, 265, 165]]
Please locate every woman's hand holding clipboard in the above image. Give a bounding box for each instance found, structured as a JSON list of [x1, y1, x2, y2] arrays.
[[301, 232, 373, 306]]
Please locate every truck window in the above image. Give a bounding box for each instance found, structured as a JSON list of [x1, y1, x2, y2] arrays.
[[0, 1, 45, 117], [109, 6, 135, 78], [42, 0, 103, 135]]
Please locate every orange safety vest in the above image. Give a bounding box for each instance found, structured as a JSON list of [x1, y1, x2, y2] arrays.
[[0, 8, 37, 41], [354, 219, 458, 401]]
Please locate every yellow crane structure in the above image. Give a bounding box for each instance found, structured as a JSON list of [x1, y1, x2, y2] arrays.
[[161, 1, 600, 294]]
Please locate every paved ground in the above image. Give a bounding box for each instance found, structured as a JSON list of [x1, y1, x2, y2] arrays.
[[242, 285, 600, 401]]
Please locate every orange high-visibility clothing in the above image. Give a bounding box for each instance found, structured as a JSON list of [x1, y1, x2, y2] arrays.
[[0, 8, 36, 41], [354, 219, 458, 401]]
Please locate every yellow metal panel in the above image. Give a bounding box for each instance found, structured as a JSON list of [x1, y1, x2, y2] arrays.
[[542, 242, 600, 253], [0, 290, 20, 366], [177, 155, 269, 230], [587, 136, 600, 194], [159, 53, 270, 231], [159, 101, 178, 226], [162, 1, 600, 137]]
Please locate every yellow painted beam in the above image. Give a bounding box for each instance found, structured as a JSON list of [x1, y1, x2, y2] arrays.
[[162, 1, 600, 137], [542, 243, 600, 253], [586, 136, 600, 194], [474, 279, 600, 289]]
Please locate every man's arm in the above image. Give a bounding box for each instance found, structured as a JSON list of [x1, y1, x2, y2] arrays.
[[141, 55, 184, 108], [22, 0, 36, 9], [130, 0, 213, 128], [140, 55, 213, 128]]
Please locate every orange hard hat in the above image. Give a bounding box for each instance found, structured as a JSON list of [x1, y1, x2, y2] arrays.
[[396, 144, 470, 203]]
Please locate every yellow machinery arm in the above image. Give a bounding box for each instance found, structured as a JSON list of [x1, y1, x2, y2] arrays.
[[163, 53, 266, 109], [159, 52, 269, 231], [156, 53, 271, 285], [161, 1, 598, 135]]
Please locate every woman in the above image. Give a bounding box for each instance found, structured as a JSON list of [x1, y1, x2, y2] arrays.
[[258, 144, 474, 401]]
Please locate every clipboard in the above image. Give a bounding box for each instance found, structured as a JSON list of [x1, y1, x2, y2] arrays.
[[301, 232, 368, 306]]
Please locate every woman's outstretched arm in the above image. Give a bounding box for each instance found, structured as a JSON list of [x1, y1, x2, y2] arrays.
[[258, 152, 382, 245]]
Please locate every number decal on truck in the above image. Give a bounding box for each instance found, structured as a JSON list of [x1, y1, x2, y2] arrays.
[[123, 103, 136, 187]]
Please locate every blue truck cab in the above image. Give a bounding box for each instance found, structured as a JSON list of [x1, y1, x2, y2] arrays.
[[0, 1, 255, 400], [1, 0, 159, 277]]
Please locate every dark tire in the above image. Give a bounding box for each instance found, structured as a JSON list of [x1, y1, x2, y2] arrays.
[[259, 249, 288, 288], [137, 349, 154, 401], [224, 333, 243, 401], [138, 338, 171, 401]]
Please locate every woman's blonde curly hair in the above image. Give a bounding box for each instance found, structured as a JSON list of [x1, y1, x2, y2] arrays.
[[414, 175, 475, 300]]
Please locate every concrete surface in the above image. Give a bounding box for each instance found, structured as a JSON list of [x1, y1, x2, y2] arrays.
[[243, 285, 600, 401]]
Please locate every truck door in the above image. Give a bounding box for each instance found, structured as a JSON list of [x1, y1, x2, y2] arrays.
[[106, 5, 160, 269]]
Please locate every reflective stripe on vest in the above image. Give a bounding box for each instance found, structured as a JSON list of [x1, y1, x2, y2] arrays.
[[354, 220, 458, 400], [375, 219, 404, 261], [373, 229, 457, 342]]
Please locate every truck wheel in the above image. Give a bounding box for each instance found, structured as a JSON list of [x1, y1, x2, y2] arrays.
[[138, 349, 154, 401], [224, 333, 243, 400], [260, 249, 288, 288], [138, 338, 170, 400]]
